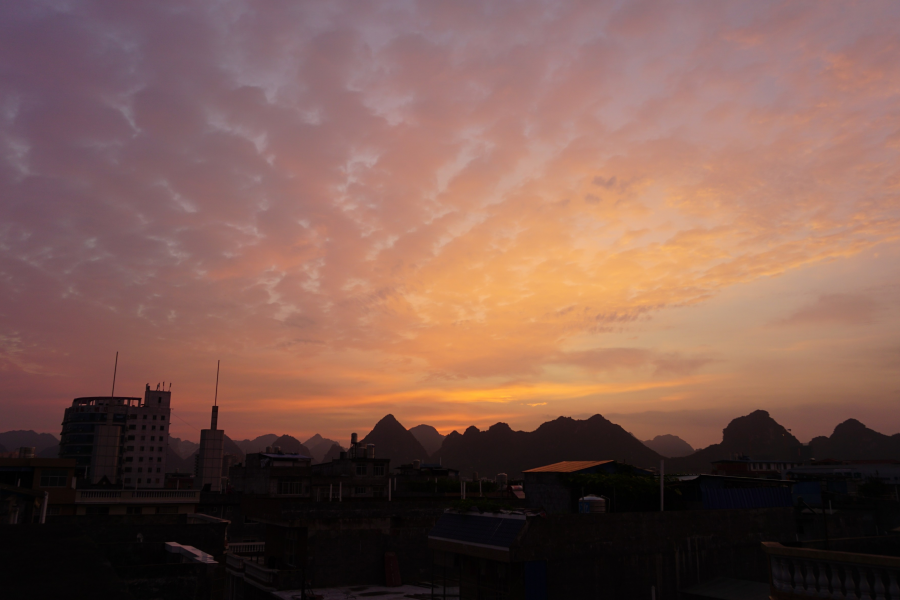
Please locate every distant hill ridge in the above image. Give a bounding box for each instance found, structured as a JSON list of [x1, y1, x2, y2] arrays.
[[8, 409, 900, 476], [433, 414, 663, 478], [0, 430, 59, 455]]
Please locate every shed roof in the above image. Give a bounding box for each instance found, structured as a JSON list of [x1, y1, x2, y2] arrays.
[[429, 512, 526, 551], [522, 460, 614, 473]]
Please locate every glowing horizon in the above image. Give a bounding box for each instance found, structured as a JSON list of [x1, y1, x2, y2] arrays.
[[1, 2, 899, 449]]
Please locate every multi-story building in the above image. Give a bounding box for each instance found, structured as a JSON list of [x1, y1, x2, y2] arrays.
[[309, 433, 390, 501], [194, 404, 225, 492], [59, 384, 171, 488]]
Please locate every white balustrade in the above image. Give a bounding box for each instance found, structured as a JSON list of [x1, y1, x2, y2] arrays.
[[245, 561, 277, 584], [764, 543, 900, 600], [229, 542, 265, 554]]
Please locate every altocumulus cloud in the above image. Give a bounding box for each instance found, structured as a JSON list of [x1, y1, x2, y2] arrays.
[[0, 1, 899, 439]]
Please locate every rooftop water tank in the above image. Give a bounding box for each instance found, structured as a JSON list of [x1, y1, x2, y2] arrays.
[[578, 495, 608, 514]]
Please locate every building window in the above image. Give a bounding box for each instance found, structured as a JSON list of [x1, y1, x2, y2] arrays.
[[152, 426, 156, 431], [129, 414, 137, 419], [125, 467, 132, 473], [124, 478, 132, 484], [142, 425, 146, 430], [139, 458, 143, 463], [374, 465, 385, 476], [137, 478, 142, 484], [140, 446, 144, 451], [141, 436, 145, 441], [160, 426, 165, 431], [157, 506, 177, 514], [356, 464, 367, 476], [126, 506, 142, 515], [129, 425, 136, 430], [125, 457, 133, 463], [126, 446, 134, 451], [39, 469, 68, 487], [155, 478, 160, 483], [153, 415, 157, 420], [161, 416, 165, 420], [150, 436, 155, 441], [156, 467, 160, 472], [355, 486, 367, 495], [86, 506, 109, 515], [373, 487, 384, 497], [48, 506, 61, 516], [279, 480, 303, 495], [143, 415, 147, 420]]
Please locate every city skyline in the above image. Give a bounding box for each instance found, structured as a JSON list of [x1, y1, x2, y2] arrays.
[[2, 2, 899, 448]]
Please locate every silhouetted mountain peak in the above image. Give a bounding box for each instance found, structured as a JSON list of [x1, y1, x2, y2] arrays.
[[269, 435, 311, 456], [488, 422, 513, 434], [361, 414, 428, 467], [832, 419, 868, 435], [808, 418, 899, 461], [409, 424, 445, 455], [667, 409, 801, 473], [721, 409, 799, 449], [643, 434, 694, 458], [464, 425, 481, 436]]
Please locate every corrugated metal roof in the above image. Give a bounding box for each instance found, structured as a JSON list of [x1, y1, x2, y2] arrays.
[[522, 460, 614, 473], [428, 512, 526, 551]]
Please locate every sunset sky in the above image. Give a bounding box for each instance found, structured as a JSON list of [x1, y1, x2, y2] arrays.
[[1, 1, 898, 449]]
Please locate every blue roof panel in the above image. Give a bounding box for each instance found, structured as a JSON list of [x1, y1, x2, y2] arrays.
[[429, 513, 526, 550]]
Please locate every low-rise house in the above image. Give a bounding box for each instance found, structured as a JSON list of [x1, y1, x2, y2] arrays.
[[711, 456, 803, 479], [522, 460, 653, 513], [676, 474, 794, 510], [0, 453, 77, 520]]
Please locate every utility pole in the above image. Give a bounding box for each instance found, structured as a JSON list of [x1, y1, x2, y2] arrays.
[[660, 459, 665, 512]]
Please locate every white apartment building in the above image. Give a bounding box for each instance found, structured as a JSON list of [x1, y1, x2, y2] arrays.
[[59, 384, 171, 488]]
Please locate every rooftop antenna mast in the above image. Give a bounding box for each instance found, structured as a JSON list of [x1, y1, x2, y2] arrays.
[[211, 360, 220, 430], [110, 351, 119, 398], [214, 360, 220, 406]]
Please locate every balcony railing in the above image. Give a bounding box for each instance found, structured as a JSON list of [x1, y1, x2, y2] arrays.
[[76, 489, 200, 504], [229, 542, 265, 554], [78, 491, 121, 499], [763, 542, 900, 599]]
